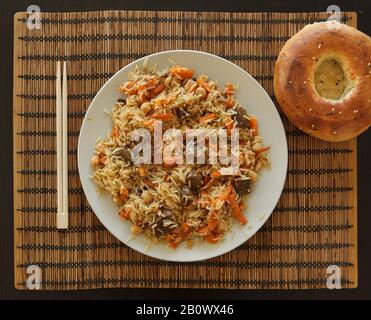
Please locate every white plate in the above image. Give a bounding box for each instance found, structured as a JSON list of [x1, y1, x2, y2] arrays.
[[78, 50, 287, 262]]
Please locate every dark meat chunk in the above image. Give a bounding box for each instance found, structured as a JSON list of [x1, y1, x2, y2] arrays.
[[234, 177, 251, 195], [112, 147, 132, 162], [134, 186, 142, 196], [186, 169, 203, 193], [151, 208, 177, 236], [117, 98, 126, 103], [180, 184, 193, 206], [233, 106, 250, 128], [176, 108, 190, 120], [161, 207, 173, 217]]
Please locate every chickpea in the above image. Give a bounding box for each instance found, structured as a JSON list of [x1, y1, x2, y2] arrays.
[[90, 155, 100, 166], [195, 86, 207, 98], [142, 190, 153, 204], [128, 95, 138, 106], [131, 225, 143, 235], [252, 142, 262, 152], [140, 102, 151, 114]]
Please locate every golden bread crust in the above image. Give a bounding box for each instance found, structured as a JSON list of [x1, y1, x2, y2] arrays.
[[274, 22, 371, 142]]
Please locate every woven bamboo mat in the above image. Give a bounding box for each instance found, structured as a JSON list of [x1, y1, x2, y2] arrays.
[[13, 10, 358, 290]]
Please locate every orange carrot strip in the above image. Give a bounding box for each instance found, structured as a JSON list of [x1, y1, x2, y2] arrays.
[[117, 188, 129, 204], [207, 213, 219, 232], [151, 83, 165, 95], [151, 113, 173, 121], [198, 113, 216, 123], [228, 193, 247, 225], [218, 184, 233, 201], [119, 209, 131, 220], [196, 226, 209, 235], [204, 233, 219, 244], [249, 117, 258, 136], [170, 66, 194, 79], [254, 145, 270, 155], [197, 78, 211, 92], [182, 222, 190, 233], [211, 171, 221, 178]]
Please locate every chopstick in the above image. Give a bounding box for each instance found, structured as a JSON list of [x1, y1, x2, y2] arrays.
[[56, 61, 69, 229]]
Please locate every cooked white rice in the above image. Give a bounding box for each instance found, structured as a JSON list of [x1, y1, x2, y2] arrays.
[[90, 62, 269, 248]]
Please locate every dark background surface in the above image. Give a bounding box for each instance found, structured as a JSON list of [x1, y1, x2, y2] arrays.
[[1, 0, 370, 300]]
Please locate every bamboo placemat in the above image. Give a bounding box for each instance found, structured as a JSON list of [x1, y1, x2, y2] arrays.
[[13, 10, 358, 290]]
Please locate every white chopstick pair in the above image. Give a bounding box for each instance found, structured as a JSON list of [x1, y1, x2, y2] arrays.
[[56, 61, 69, 229]]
